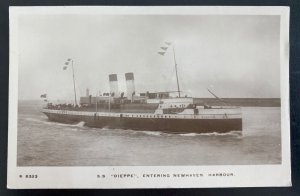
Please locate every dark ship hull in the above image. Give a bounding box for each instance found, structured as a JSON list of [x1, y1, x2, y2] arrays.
[[43, 109, 242, 133]]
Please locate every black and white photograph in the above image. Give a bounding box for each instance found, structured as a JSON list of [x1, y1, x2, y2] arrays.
[[8, 6, 291, 188]]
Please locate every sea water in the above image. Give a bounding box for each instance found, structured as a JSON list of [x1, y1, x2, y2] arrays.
[[17, 100, 281, 166]]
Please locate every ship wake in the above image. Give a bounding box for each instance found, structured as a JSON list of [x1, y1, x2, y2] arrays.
[[128, 129, 242, 137], [178, 131, 242, 137], [25, 117, 87, 129], [73, 121, 86, 127]]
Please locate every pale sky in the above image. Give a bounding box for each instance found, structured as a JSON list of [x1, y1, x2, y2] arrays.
[[18, 14, 280, 100]]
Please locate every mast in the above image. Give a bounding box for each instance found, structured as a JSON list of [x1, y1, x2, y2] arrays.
[[172, 45, 181, 97], [65, 58, 78, 106], [71, 59, 78, 105], [158, 42, 181, 97], [95, 92, 98, 113], [108, 94, 111, 112]]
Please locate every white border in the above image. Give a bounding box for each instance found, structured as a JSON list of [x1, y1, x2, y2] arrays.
[[8, 6, 291, 189]]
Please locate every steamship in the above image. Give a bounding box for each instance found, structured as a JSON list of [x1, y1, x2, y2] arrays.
[[42, 72, 242, 133]]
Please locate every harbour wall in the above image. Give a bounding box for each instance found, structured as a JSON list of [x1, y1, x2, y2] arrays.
[[193, 98, 280, 107]]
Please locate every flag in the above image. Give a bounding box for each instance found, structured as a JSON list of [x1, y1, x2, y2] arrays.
[[63, 66, 68, 70], [165, 42, 172, 46], [158, 52, 165, 56], [40, 94, 47, 98], [160, 47, 168, 51]]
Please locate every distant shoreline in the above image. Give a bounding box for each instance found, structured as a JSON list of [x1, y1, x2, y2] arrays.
[[194, 98, 280, 107], [18, 98, 281, 107]]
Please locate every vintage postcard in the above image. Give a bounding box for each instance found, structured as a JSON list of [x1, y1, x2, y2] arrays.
[[8, 6, 291, 188]]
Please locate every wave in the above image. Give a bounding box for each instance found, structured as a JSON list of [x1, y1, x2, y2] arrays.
[[178, 130, 242, 137], [24, 117, 42, 123], [24, 117, 55, 125], [138, 131, 163, 136], [73, 121, 86, 127], [126, 129, 242, 137], [24, 117, 86, 129]]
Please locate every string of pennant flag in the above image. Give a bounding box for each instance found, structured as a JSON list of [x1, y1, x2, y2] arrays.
[[40, 58, 73, 101], [40, 94, 48, 102], [158, 42, 172, 56], [63, 58, 72, 70]]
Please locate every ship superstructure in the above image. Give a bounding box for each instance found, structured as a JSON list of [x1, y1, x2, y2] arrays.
[[42, 72, 242, 133]]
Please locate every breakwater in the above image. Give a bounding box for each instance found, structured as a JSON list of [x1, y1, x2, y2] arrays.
[[194, 98, 280, 107]]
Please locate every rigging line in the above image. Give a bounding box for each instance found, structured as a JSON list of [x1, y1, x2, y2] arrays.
[[71, 59, 78, 106], [176, 64, 189, 95], [177, 70, 187, 96], [207, 88, 228, 106], [172, 45, 181, 97], [163, 68, 176, 92]]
